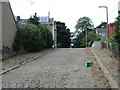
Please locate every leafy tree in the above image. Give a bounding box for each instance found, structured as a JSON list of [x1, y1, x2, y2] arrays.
[[113, 16, 120, 42], [16, 16, 20, 23], [113, 16, 120, 50], [38, 25, 53, 48], [87, 31, 101, 46], [75, 16, 94, 33], [73, 30, 100, 47], [96, 22, 107, 28], [28, 13, 40, 26], [56, 21, 71, 48], [73, 31, 85, 48], [73, 16, 100, 48]]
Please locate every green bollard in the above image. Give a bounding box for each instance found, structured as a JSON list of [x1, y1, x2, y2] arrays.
[[84, 61, 93, 67]]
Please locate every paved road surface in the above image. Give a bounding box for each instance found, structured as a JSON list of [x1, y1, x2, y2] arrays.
[[3, 48, 98, 88]]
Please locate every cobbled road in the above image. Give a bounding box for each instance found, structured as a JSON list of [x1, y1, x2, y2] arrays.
[[2, 48, 97, 88]]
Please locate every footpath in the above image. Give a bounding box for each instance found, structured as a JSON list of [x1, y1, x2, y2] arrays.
[[1, 48, 56, 75], [91, 46, 119, 88]]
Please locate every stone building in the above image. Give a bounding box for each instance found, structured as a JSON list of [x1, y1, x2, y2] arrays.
[[0, 0, 17, 58], [108, 24, 115, 36], [18, 13, 57, 48], [96, 24, 115, 37], [96, 28, 107, 37]]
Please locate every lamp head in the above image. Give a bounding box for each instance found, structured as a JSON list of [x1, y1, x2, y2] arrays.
[[99, 6, 107, 8]]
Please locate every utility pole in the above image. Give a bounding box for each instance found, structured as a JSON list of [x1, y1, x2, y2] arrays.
[[84, 22, 87, 48], [86, 26, 87, 48]]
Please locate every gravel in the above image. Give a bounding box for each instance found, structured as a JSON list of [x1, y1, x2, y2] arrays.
[[2, 48, 110, 88]]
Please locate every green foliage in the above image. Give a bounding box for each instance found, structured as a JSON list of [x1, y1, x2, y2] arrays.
[[113, 16, 120, 49], [73, 30, 100, 48], [56, 21, 71, 48], [113, 16, 120, 42], [96, 22, 107, 28], [87, 31, 100, 46], [28, 13, 40, 26], [13, 24, 53, 53], [101, 36, 116, 46], [38, 25, 53, 48], [73, 16, 99, 48], [75, 16, 94, 33]]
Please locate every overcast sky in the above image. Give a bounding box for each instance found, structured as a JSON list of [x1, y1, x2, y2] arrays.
[[9, 0, 120, 32]]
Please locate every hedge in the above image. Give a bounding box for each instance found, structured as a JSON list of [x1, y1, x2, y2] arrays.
[[13, 24, 53, 53]]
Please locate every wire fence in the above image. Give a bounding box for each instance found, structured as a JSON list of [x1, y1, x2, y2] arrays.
[[101, 41, 120, 58]]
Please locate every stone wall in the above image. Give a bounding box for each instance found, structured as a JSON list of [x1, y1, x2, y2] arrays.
[[2, 46, 14, 59], [0, 1, 17, 59], [2, 2, 17, 49], [0, 2, 2, 52]]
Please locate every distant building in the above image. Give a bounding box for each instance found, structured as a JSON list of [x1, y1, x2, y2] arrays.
[[96, 28, 107, 37], [96, 24, 115, 37], [18, 19, 28, 24], [108, 24, 115, 36], [17, 14, 57, 48], [39, 16, 49, 24], [0, 1, 17, 58]]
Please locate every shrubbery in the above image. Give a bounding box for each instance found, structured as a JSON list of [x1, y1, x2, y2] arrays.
[[13, 24, 53, 53], [73, 30, 100, 48], [73, 16, 101, 48], [113, 16, 120, 49]]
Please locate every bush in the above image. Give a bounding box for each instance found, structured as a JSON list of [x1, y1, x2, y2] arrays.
[[38, 25, 53, 48], [73, 30, 101, 48], [13, 24, 53, 53]]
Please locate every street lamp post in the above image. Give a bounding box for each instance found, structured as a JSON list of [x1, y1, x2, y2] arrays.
[[86, 26, 87, 48], [99, 6, 109, 50]]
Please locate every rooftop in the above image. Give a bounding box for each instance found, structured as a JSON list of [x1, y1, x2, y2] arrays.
[[0, 0, 9, 2], [18, 19, 28, 24], [39, 17, 49, 23]]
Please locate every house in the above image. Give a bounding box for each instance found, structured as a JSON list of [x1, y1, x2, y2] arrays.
[[0, 0, 17, 58], [17, 14, 57, 48], [18, 19, 28, 24], [108, 23, 115, 36], [96, 24, 115, 37], [96, 28, 107, 37]]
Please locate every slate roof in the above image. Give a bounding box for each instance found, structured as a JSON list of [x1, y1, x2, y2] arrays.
[[39, 17, 49, 23], [18, 19, 28, 24]]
